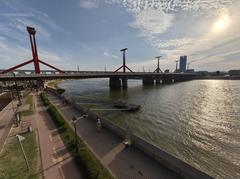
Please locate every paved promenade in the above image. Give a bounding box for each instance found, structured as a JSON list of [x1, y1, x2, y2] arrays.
[[47, 93, 182, 179], [31, 94, 83, 179]]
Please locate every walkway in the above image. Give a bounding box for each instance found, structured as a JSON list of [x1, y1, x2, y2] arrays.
[[31, 94, 83, 179], [48, 93, 182, 179]]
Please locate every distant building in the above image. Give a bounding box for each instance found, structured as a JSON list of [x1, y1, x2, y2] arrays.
[[179, 56, 187, 72]]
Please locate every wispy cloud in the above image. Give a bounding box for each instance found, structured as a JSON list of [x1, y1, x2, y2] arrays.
[[105, 0, 233, 12], [106, 0, 237, 71], [104, 52, 118, 59], [129, 9, 174, 36], [0, 0, 70, 70], [0, 0, 63, 42], [79, 0, 99, 9]]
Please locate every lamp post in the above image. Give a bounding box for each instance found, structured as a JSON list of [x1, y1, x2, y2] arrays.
[[71, 115, 88, 151], [175, 60, 179, 72], [13, 73, 22, 105]]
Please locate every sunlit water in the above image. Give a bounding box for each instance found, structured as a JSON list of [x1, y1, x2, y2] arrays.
[[59, 79, 240, 178]]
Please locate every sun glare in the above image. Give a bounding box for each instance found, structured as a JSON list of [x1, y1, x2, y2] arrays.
[[212, 15, 230, 32]]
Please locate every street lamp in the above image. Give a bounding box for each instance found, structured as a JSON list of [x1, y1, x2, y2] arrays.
[[72, 114, 88, 151], [175, 60, 179, 72], [13, 73, 22, 105]]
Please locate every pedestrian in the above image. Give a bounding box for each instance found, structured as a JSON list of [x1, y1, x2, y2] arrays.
[[96, 117, 101, 132], [123, 138, 131, 148]]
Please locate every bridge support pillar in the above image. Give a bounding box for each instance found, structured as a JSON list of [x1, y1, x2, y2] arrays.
[[155, 77, 161, 85], [162, 76, 172, 84], [109, 77, 121, 90], [174, 76, 181, 83], [121, 78, 128, 89], [37, 80, 44, 89], [143, 77, 154, 86]]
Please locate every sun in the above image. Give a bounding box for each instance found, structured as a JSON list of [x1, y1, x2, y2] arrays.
[[212, 15, 230, 32]]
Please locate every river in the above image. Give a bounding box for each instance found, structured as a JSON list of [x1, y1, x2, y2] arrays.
[[59, 79, 240, 178]]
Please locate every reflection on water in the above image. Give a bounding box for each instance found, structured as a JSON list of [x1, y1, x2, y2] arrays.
[[59, 79, 240, 178]]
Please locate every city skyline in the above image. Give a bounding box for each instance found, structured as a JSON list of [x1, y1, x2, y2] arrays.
[[0, 0, 239, 72]]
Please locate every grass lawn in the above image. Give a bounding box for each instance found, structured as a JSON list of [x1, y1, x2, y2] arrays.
[[21, 94, 34, 116], [0, 131, 41, 179]]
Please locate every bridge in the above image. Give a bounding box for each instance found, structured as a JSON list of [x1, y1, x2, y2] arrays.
[[0, 26, 196, 89], [0, 71, 196, 89]]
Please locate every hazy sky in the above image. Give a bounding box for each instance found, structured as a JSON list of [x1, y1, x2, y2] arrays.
[[0, 0, 239, 72]]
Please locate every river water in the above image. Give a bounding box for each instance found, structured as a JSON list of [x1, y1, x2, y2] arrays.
[[59, 79, 240, 178]]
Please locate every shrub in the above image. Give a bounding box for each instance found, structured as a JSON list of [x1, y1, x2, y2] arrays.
[[40, 93, 50, 106], [56, 88, 65, 94]]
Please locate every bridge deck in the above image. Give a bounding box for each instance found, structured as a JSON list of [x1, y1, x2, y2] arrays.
[[0, 72, 196, 81]]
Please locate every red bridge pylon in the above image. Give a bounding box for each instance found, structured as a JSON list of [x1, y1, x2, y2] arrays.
[[114, 48, 133, 73], [0, 26, 64, 74]]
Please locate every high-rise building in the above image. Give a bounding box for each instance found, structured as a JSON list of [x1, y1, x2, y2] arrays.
[[179, 56, 187, 72]]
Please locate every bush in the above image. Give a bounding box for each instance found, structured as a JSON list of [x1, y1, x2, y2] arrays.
[[42, 95, 114, 179], [56, 88, 65, 94], [40, 93, 50, 106]]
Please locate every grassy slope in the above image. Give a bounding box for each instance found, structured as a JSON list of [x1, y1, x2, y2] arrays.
[[0, 132, 40, 179], [21, 94, 34, 116]]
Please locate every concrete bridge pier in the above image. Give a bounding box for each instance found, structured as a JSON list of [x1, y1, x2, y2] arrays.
[[162, 76, 172, 84], [37, 80, 44, 89], [155, 77, 161, 85], [109, 77, 121, 90], [173, 76, 181, 83], [174, 76, 189, 83], [143, 77, 154, 86], [121, 77, 128, 89]]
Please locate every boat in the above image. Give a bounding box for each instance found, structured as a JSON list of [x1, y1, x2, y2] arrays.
[[113, 101, 141, 112]]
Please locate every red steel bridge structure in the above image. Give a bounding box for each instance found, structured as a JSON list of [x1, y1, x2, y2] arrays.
[[0, 26, 197, 89], [0, 26, 64, 75]]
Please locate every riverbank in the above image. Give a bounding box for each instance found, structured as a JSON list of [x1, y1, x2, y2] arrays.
[[46, 88, 212, 179], [45, 80, 65, 94], [45, 80, 63, 89], [58, 79, 240, 178], [196, 76, 240, 80]]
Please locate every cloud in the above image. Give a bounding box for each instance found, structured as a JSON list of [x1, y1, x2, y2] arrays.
[[0, 12, 34, 17], [0, 0, 64, 42], [0, 36, 5, 40], [105, 0, 233, 12], [104, 0, 238, 71], [129, 9, 174, 36], [79, 0, 99, 9], [104, 52, 119, 59], [103, 52, 109, 56], [150, 37, 195, 49]]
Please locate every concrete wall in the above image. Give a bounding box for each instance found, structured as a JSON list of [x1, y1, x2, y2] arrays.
[[0, 92, 12, 111], [48, 89, 212, 179]]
